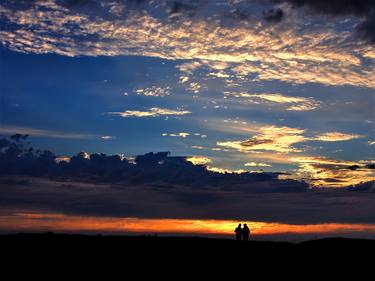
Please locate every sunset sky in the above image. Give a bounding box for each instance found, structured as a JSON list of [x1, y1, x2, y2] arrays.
[[0, 0, 374, 238]]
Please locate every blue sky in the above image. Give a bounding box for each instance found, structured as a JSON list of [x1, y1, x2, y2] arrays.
[[0, 0, 374, 187]]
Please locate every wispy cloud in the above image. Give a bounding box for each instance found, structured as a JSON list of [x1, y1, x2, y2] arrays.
[[244, 162, 272, 167], [312, 132, 363, 142], [134, 86, 171, 97], [162, 132, 190, 138], [224, 91, 320, 111], [0, 125, 98, 140], [100, 135, 115, 140], [162, 132, 207, 138], [109, 107, 191, 118]]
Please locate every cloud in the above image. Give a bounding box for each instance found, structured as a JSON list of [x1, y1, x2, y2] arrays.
[[0, 125, 98, 139], [185, 156, 212, 166], [263, 8, 284, 23], [100, 136, 115, 140], [275, 0, 374, 16], [356, 13, 375, 44], [134, 86, 171, 97], [290, 156, 375, 187], [274, 0, 375, 44], [1, 135, 374, 227], [216, 123, 365, 154], [1, 0, 374, 88], [109, 107, 191, 118], [162, 132, 190, 138], [1, 175, 374, 226], [245, 162, 272, 167], [205, 166, 248, 174], [217, 126, 306, 153], [313, 132, 363, 142], [224, 91, 320, 111], [162, 132, 207, 139], [0, 135, 306, 193]]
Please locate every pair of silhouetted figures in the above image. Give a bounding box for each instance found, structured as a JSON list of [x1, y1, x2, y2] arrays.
[[234, 224, 250, 241]]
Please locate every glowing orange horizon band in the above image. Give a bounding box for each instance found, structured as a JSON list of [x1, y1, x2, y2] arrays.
[[1, 212, 375, 236]]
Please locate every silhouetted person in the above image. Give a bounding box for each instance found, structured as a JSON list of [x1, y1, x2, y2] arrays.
[[235, 224, 242, 241], [242, 224, 250, 241]]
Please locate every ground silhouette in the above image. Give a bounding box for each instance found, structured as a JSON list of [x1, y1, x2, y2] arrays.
[[1, 233, 374, 277]]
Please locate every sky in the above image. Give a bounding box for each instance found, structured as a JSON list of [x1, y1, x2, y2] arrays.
[[0, 0, 374, 239]]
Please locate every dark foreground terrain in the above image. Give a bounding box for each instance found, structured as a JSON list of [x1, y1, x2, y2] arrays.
[[1, 233, 374, 268], [1, 233, 374, 278]]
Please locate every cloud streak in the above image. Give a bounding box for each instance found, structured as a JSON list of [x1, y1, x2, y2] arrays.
[[0, 125, 98, 140], [224, 91, 320, 111], [313, 132, 363, 142], [109, 107, 191, 118]]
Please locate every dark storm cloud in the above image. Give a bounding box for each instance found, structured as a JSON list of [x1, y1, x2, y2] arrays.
[[356, 13, 375, 43], [0, 176, 374, 224], [168, 1, 198, 15], [275, 0, 375, 16], [273, 0, 375, 43], [0, 135, 308, 192], [263, 8, 284, 23]]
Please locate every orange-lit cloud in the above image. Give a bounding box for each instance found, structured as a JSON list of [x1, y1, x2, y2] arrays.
[[186, 156, 212, 166], [217, 126, 306, 153], [290, 156, 375, 187], [215, 122, 365, 154], [312, 132, 363, 142], [206, 166, 247, 174]]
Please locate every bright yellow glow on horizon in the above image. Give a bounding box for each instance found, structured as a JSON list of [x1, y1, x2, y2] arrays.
[[1, 212, 374, 237]]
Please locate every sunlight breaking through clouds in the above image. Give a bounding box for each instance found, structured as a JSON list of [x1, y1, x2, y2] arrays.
[[290, 157, 375, 187], [0, 0, 373, 190], [216, 125, 365, 154], [1, 0, 375, 241]]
